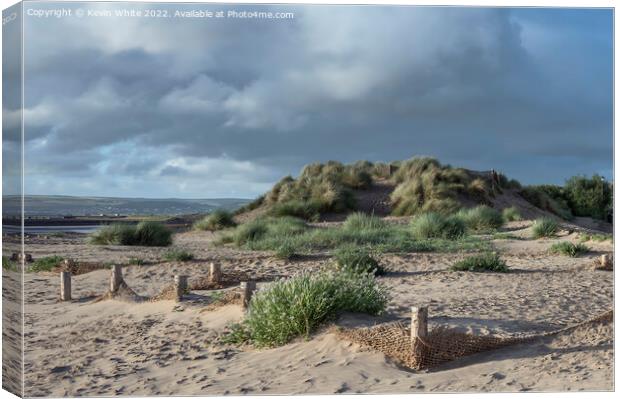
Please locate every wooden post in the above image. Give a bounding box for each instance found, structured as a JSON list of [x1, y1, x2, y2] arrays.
[[601, 254, 609, 267], [209, 263, 222, 283], [110, 264, 123, 292], [410, 306, 428, 341], [60, 272, 71, 301], [174, 275, 189, 301], [240, 281, 257, 310]]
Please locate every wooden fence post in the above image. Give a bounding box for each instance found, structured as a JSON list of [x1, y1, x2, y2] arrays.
[[411, 306, 428, 341], [175, 275, 189, 301], [240, 281, 257, 310], [601, 254, 609, 267], [209, 263, 222, 283], [110, 265, 123, 292], [60, 272, 71, 301]]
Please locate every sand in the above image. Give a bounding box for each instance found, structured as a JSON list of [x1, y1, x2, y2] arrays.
[[3, 218, 614, 395]]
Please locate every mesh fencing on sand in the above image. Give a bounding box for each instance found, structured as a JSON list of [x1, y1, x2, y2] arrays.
[[338, 310, 613, 370]]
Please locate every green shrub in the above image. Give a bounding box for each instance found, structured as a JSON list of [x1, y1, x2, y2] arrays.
[[549, 241, 589, 257], [410, 212, 465, 240], [333, 245, 384, 275], [532, 217, 559, 239], [127, 257, 145, 266], [502, 206, 522, 222], [194, 210, 236, 231], [342, 212, 387, 231], [450, 252, 508, 273], [90, 222, 172, 246], [564, 175, 612, 220], [29, 255, 64, 273], [232, 269, 388, 347], [520, 186, 573, 220], [163, 249, 194, 262], [457, 206, 504, 231]]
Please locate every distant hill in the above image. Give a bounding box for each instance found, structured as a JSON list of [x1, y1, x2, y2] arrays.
[[1, 195, 251, 217]]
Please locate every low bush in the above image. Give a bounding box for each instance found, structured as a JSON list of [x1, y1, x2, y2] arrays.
[[410, 212, 466, 240], [29, 255, 64, 273], [532, 217, 559, 239], [229, 269, 388, 347], [457, 206, 504, 231], [194, 210, 236, 231], [502, 206, 522, 222], [333, 245, 384, 275], [266, 200, 323, 221], [163, 249, 194, 262], [549, 241, 589, 257], [342, 212, 387, 231], [564, 175, 612, 220], [127, 257, 145, 266], [90, 221, 172, 247], [450, 252, 508, 273]]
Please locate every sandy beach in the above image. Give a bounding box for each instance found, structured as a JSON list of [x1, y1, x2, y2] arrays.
[[5, 218, 612, 396]]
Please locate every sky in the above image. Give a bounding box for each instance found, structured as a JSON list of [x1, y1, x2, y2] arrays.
[[1, 2, 614, 199]]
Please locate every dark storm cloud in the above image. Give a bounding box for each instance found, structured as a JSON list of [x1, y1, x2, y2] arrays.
[[9, 3, 613, 197]]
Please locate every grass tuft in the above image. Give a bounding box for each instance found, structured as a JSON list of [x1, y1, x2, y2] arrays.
[[225, 269, 388, 347], [194, 210, 236, 231], [410, 212, 466, 240], [502, 206, 522, 222], [549, 241, 589, 257], [450, 252, 508, 273], [29, 255, 64, 273], [163, 249, 194, 262], [532, 217, 559, 239], [333, 245, 384, 275], [457, 206, 504, 231], [90, 222, 172, 247], [343, 212, 387, 231]]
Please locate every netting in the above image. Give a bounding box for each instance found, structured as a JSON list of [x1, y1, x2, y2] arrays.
[[338, 310, 613, 370]]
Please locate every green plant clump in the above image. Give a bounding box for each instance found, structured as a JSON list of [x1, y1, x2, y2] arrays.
[[29, 255, 64, 273], [228, 269, 388, 347], [194, 210, 237, 231], [457, 205, 504, 231], [549, 241, 589, 257], [564, 175, 612, 220], [410, 212, 465, 240], [90, 221, 172, 247], [502, 206, 522, 222], [532, 217, 559, 239], [163, 249, 194, 262], [342, 212, 387, 231], [2, 256, 19, 272], [127, 257, 146, 266], [333, 245, 384, 275], [450, 252, 508, 273]]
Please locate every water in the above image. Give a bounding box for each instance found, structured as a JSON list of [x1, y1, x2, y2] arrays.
[[3, 225, 102, 234]]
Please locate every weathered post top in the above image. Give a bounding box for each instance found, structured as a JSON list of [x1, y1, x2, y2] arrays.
[[209, 262, 222, 283], [110, 264, 123, 293], [60, 271, 71, 301], [240, 281, 257, 310], [174, 275, 189, 302], [411, 306, 428, 341]]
